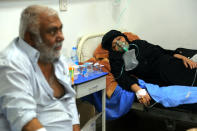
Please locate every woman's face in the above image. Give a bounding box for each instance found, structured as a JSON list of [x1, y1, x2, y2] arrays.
[[112, 36, 129, 52]]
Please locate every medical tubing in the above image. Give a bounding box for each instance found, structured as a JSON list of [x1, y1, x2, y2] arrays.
[[191, 68, 197, 86], [114, 64, 125, 80], [146, 101, 159, 109], [147, 68, 197, 109], [130, 43, 139, 57]]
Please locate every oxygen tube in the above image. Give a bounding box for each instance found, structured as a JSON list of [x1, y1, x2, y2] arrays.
[[191, 68, 197, 86], [113, 40, 128, 80]]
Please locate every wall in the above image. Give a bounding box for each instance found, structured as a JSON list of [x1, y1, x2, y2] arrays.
[[124, 0, 197, 49], [0, 0, 197, 57]]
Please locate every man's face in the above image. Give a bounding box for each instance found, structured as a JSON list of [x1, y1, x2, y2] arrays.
[[35, 13, 64, 63], [112, 36, 129, 52]]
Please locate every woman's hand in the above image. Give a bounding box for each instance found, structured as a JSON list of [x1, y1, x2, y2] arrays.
[[130, 84, 151, 106], [174, 54, 197, 69], [182, 57, 197, 69], [136, 89, 151, 106]]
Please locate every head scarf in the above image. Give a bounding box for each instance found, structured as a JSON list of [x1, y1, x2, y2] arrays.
[[101, 30, 127, 51]]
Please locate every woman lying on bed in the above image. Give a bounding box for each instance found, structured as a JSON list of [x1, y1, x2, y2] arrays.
[[101, 30, 197, 106], [82, 31, 197, 120], [83, 53, 197, 120]]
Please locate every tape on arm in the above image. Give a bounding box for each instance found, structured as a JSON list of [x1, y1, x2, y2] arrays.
[[36, 128, 47, 131], [136, 89, 147, 99]]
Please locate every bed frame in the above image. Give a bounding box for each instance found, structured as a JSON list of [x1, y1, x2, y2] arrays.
[[76, 32, 197, 131]]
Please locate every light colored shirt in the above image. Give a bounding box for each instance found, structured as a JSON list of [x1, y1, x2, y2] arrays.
[[0, 37, 79, 131]]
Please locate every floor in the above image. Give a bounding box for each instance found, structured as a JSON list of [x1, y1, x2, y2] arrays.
[[96, 110, 197, 131]]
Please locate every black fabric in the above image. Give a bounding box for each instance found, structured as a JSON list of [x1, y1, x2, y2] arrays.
[[109, 39, 197, 90], [101, 30, 126, 51], [159, 55, 197, 86], [175, 48, 197, 58], [109, 51, 139, 90]]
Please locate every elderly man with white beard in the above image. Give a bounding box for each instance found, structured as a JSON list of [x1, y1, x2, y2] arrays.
[[0, 5, 80, 131]]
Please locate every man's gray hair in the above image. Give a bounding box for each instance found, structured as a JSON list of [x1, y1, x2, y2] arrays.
[[19, 5, 58, 39]]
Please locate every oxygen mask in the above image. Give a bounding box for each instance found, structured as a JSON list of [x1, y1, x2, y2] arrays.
[[115, 40, 139, 71], [115, 40, 129, 52]]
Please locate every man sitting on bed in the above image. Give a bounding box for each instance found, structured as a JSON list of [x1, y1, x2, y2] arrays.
[[0, 5, 80, 131]]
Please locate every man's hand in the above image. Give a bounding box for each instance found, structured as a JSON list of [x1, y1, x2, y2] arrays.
[[73, 124, 80, 131], [174, 54, 197, 69], [22, 118, 43, 131]]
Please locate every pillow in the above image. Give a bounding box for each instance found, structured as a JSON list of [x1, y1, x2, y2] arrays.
[[123, 32, 140, 42], [93, 44, 109, 59]]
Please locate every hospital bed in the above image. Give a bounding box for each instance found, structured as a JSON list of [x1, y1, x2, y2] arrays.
[[76, 32, 197, 131]]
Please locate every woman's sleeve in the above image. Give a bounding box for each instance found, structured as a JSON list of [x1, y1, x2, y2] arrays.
[[109, 54, 138, 91], [116, 70, 138, 91]]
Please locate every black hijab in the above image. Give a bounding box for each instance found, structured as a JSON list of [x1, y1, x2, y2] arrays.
[[101, 30, 129, 51]]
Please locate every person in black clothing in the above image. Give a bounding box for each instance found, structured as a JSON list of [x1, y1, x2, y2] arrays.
[[101, 30, 197, 106]]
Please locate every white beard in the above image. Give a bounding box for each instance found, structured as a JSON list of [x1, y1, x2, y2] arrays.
[[35, 37, 62, 63]]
